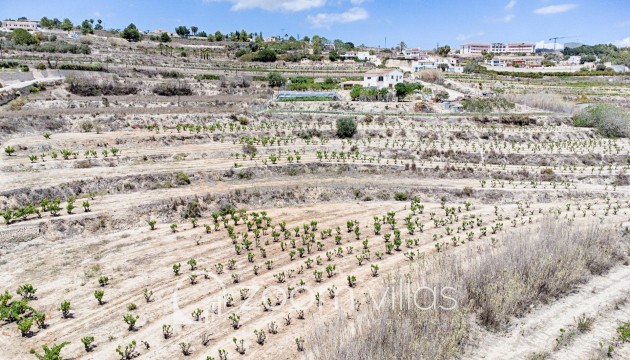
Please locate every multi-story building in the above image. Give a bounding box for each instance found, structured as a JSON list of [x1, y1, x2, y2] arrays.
[[461, 42, 534, 54], [401, 48, 428, 59], [506, 43, 535, 53], [1, 20, 39, 31], [460, 43, 491, 54]]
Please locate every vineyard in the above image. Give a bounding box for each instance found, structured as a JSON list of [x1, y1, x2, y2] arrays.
[[0, 39, 629, 360]]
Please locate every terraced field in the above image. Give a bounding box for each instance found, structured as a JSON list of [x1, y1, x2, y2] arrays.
[[0, 41, 629, 360]]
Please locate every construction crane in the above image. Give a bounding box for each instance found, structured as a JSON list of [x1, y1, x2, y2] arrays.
[[548, 36, 575, 51]]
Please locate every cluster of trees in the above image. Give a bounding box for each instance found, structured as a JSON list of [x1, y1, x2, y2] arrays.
[[563, 44, 630, 66], [350, 86, 394, 102], [39, 17, 103, 33]]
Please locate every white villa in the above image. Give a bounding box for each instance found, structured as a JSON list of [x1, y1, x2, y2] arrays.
[[363, 69, 403, 89]]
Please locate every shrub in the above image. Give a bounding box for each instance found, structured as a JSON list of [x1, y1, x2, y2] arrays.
[[253, 49, 277, 62], [152, 82, 193, 96], [59, 63, 104, 71], [267, 72, 286, 88], [194, 74, 221, 81], [175, 172, 191, 185], [336, 118, 357, 138], [58, 300, 71, 318], [4, 146, 16, 156], [81, 336, 95, 352], [461, 97, 515, 113], [572, 104, 630, 138], [30, 342, 69, 360], [160, 71, 184, 79], [394, 192, 409, 201], [66, 76, 138, 96], [618, 321, 630, 342], [12, 29, 38, 46]]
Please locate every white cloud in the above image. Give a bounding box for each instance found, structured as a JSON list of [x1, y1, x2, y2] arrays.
[[349, 0, 366, 4], [534, 3, 577, 15], [206, 0, 327, 12], [307, 7, 368, 27], [504, 0, 517, 10], [503, 14, 514, 22], [612, 37, 630, 48], [456, 31, 485, 42]]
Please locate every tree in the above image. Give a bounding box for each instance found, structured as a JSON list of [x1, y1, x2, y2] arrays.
[[175, 26, 190, 38], [399, 41, 407, 53], [191, 26, 198, 36], [239, 29, 249, 42], [60, 18, 73, 32], [215, 30, 225, 41], [437, 45, 451, 57], [94, 19, 103, 31], [336, 118, 357, 138], [395, 83, 421, 101], [463, 61, 481, 74], [159, 32, 172, 43], [266, 72, 285, 87], [40, 17, 53, 29], [253, 49, 276, 62], [121, 23, 142, 42], [12, 29, 38, 46], [80, 20, 94, 35]]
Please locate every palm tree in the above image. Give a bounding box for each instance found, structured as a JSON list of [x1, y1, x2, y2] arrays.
[[399, 41, 407, 54]]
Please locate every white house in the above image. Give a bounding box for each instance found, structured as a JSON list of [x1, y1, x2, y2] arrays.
[[402, 48, 428, 59], [363, 69, 403, 89], [567, 56, 581, 65], [412, 59, 438, 71], [1, 20, 40, 31]]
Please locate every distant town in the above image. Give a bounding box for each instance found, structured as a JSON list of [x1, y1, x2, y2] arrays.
[[1, 17, 628, 82]]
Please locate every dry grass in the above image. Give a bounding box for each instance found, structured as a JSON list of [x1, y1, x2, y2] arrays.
[[418, 69, 444, 85], [307, 220, 625, 360], [504, 93, 576, 113]]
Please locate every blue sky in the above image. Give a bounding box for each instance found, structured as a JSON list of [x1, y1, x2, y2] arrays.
[[1, 0, 629, 49]]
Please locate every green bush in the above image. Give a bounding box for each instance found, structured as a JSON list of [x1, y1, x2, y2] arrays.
[[336, 118, 357, 138], [253, 49, 277, 62], [160, 71, 184, 79], [152, 82, 193, 96], [59, 63, 104, 71], [573, 104, 630, 138], [267, 72, 286, 88], [461, 97, 515, 113], [11, 29, 38, 46], [0, 61, 19, 69], [194, 74, 221, 81]]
